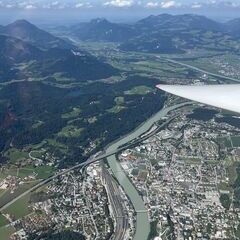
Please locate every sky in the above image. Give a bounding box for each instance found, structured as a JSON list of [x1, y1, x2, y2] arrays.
[[0, 0, 239, 24]]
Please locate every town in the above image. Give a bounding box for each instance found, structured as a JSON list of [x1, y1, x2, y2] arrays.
[[118, 105, 240, 239]]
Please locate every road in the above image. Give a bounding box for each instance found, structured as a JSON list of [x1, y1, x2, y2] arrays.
[[160, 57, 240, 83], [102, 166, 128, 240]]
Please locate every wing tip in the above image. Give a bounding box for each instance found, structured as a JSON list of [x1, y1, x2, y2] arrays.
[[156, 84, 171, 92], [156, 84, 164, 90]]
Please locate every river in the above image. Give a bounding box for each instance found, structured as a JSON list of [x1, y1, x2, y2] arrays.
[[106, 102, 190, 240]]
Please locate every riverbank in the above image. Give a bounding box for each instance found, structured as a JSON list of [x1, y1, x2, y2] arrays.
[[106, 102, 191, 240]]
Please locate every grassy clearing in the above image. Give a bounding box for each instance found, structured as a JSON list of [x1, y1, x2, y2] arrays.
[[61, 107, 81, 119], [3, 194, 30, 220], [0, 165, 38, 180], [231, 136, 240, 148], [4, 148, 28, 164], [218, 181, 232, 192], [0, 189, 7, 199], [0, 166, 18, 179], [57, 125, 84, 138], [30, 150, 45, 159], [28, 141, 47, 150], [32, 120, 44, 129], [107, 105, 126, 113], [217, 137, 232, 148], [217, 136, 240, 148], [35, 165, 54, 179], [0, 182, 38, 208], [124, 86, 154, 95], [46, 138, 68, 154], [108, 96, 126, 113], [150, 158, 159, 166], [114, 96, 125, 105], [0, 226, 15, 240], [17, 167, 35, 178], [46, 138, 67, 149], [227, 162, 239, 185], [52, 72, 74, 82], [87, 116, 97, 124], [131, 60, 188, 76], [179, 157, 201, 165], [0, 214, 9, 228]]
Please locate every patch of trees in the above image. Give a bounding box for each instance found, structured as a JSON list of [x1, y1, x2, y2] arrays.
[[0, 76, 166, 167], [13, 117, 67, 147], [28, 230, 85, 240], [87, 92, 166, 144], [58, 147, 87, 169], [30, 191, 52, 203], [233, 164, 240, 207], [30, 54, 119, 81], [216, 116, 240, 128], [235, 224, 240, 238], [220, 194, 231, 210], [0, 56, 19, 82], [187, 108, 218, 121], [148, 220, 158, 240]]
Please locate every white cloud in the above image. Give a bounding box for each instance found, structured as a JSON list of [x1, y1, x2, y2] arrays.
[[24, 4, 36, 9], [75, 2, 93, 8], [223, 1, 240, 7], [0, 0, 239, 10], [146, 2, 159, 8], [191, 3, 202, 9], [6, 4, 14, 8], [103, 0, 134, 7], [51, 1, 59, 6], [205, 1, 240, 8], [160, 1, 180, 9], [75, 3, 84, 8]]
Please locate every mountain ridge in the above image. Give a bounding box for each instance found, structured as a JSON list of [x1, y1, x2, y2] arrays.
[[65, 14, 240, 54], [1, 19, 73, 49], [70, 17, 136, 42], [0, 26, 118, 83], [224, 18, 240, 37]]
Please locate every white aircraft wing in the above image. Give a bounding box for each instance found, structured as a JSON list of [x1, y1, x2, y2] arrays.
[[156, 84, 240, 114]]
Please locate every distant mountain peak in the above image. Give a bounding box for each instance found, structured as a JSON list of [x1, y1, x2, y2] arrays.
[[3, 19, 73, 49], [10, 19, 32, 26], [90, 18, 110, 25], [71, 18, 135, 42], [6, 19, 37, 31]]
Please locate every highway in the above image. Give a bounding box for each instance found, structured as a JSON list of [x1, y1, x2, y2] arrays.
[[102, 166, 128, 240], [160, 57, 240, 84], [0, 118, 178, 212], [0, 147, 136, 212]]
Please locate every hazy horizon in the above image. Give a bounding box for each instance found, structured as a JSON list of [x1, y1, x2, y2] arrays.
[[0, 9, 239, 26], [0, 0, 240, 25]]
